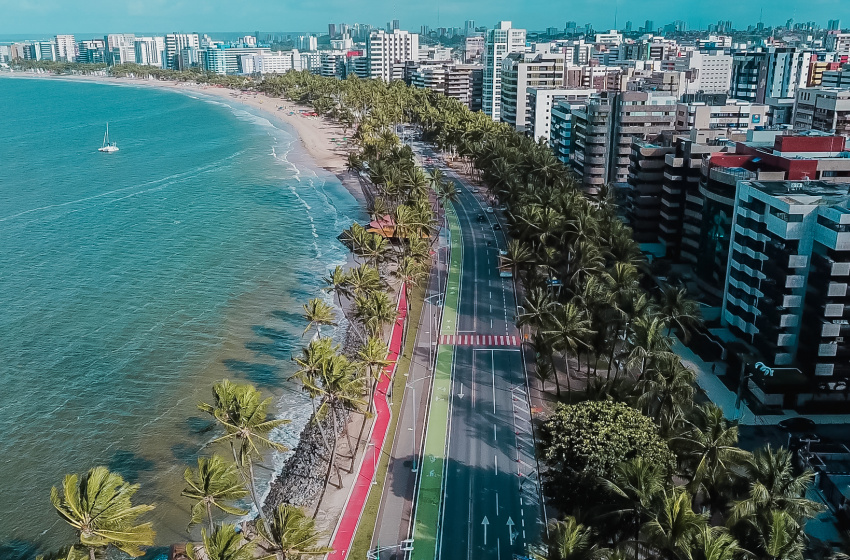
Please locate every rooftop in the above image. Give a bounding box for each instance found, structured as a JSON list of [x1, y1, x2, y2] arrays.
[[744, 180, 850, 204]]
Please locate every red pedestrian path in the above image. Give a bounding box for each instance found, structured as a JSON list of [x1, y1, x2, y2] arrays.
[[327, 284, 408, 560]]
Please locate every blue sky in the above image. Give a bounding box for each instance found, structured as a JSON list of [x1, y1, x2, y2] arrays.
[[0, 0, 843, 36]]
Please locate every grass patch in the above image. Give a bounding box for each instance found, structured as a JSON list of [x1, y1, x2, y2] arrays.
[[347, 284, 427, 559]]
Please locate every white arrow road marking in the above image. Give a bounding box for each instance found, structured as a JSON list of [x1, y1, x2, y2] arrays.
[[506, 517, 515, 545], [458, 384, 464, 399], [482, 516, 490, 545]]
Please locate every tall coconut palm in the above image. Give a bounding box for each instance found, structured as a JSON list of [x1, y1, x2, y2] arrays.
[[545, 303, 594, 401], [544, 517, 604, 560], [312, 352, 367, 517], [729, 445, 823, 527], [322, 266, 351, 308], [50, 466, 156, 560], [256, 504, 332, 560], [659, 285, 703, 342], [198, 380, 290, 521], [637, 352, 696, 434], [181, 455, 248, 532], [626, 315, 671, 378], [685, 526, 742, 560], [347, 264, 383, 296], [599, 458, 667, 551], [642, 488, 707, 560], [292, 337, 335, 450], [504, 238, 534, 293], [672, 404, 751, 509], [187, 524, 255, 560], [355, 290, 398, 337], [302, 298, 337, 338]]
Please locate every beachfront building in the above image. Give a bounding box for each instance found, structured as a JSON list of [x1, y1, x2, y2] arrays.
[[134, 37, 165, 68], [408, 63, 483, 111], [165, 33, 200, 70], [203, 45, 271, 75], [54, 35, 77, 62], [77, 40, 107, 64], [105, 34, 136, 65], [482, 21, 527, 121], [366, 29, 419, 82], [722, 179, 850, 409]]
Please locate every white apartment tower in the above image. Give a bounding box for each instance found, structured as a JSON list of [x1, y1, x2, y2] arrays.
[[366, 29, 419, 82], [54, 35, 77, 62], [482, 21, 527, 121], [135, 37, 165, 67], [165, 33, 200, 70], [105, 34, 136, 64]]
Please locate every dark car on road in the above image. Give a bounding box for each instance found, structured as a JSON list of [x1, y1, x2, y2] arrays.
[[778, 417, 816, 432], [477, 215, 486, 222], [493, 223, 502, 230]]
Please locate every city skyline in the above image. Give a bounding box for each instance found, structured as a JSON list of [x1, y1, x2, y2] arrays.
[[0, 0, 844, 36]]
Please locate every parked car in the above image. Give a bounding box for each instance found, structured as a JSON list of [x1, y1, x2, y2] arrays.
[[493, 224, 502, 231], [472, 188, 480, 193], [477, 214, 486, 222], [499, 270, 513, 278], [486, 206, 494, 213]]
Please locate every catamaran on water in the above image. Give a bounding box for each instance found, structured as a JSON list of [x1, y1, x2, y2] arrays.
[[98, 123, 119, 153]]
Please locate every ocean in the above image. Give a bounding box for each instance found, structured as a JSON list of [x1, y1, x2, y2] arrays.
[[0, 77, 364, 557]]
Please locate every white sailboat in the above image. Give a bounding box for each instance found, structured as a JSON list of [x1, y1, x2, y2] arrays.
[[98, 123, 119, 153]]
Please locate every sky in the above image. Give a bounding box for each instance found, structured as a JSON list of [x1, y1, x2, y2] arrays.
[[0, 0, 843, 37]]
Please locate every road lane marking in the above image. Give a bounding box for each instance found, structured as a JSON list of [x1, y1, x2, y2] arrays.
[[496, 492, 499, 512], [494, 423, 497, 442], [494, 454, 498, 474], [491, 350, 496, 414]]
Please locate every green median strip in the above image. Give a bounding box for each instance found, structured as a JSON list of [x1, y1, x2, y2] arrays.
[[411, 206, 462, 560]]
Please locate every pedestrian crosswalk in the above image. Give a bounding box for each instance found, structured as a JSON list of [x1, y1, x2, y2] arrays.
[[438, 334, 521, 346]]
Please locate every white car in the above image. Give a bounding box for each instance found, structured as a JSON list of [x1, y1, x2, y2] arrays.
[[499, 270, 513, 278], [472, 188, 480, 193], [486, 207, 494, 213]]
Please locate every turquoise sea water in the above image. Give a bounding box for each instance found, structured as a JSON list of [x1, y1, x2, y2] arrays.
[[0, 77, 363, 556]]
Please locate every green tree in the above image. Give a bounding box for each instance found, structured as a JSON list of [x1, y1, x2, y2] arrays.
[[642, 489, 707, 560], [658, 285, 703, 342], [541, 401, 675, 512], [187, 524, 255, 560], [198, 380, 290, 521], [256, 504, 333, 559], [302, 298, 337, 338], [50, 466, 155, 560], [542, 517, 606, 560], [181, 455, 249, 532]]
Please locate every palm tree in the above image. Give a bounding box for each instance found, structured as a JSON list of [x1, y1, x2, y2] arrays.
[[393, 255, 427, 306], [292, 337, 335, 450], [181, 455, 248, 532], [50, 466, 156, 560], [187, 524, 255, 560], [685, 526, 743, 560], [355, 290, 398, 337], [659, 285, 703, 342], [642, 488, 707, 560], [198, 380, 290, 521], [312, 352, 367, 517], [729, 445, 823, 526], [322, 265, 351, 308], [672, 404, 751, 512], [256, 504, 333, 560], [504, 238, 534, 293], [302, 298, 336, 338], [626, 315, 671, 378], [347, 264, 383, 296], [637, 352, 696, 434], [545, 303, 594, 400], [543, 517, 605, 560], [599, 458, 667, 551]]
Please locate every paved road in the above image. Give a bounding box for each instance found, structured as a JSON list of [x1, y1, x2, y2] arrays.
[[370, 143, 544, 560], [435, 165, 544, 560]]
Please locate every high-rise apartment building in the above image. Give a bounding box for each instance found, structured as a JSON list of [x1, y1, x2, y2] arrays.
[[499, 52, 565, 132], [677, 50, 733, 94], [482, 21, 527, 121], [731, 48, 812, 124], [298, 35, 317, 52], [77, 40, 106, 64], [105, 34, 136, 65], [165, 33, 200, 70], [722, 179, 850, 408], [54, 35, 77, 62], [465, 20, 476, 36], [366, 29, 419, 82], [134, 37, 165, 67], [793, 88, 850, 138]]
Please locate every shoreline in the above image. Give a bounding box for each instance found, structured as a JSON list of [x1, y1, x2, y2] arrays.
[[1, 70, 375, 545], [1, 71, 369, 207]]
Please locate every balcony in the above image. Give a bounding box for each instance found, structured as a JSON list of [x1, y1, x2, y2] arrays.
[[709, 166, 756, 186], [783, 295, 803, 308], [828, 282, 849, 298]]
